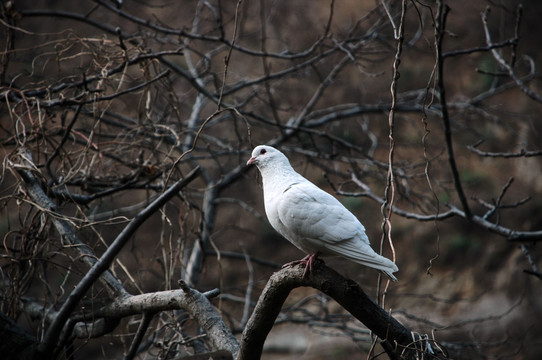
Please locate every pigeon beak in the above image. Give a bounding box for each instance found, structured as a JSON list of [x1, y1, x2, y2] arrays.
[[247, 157, 256, 166]]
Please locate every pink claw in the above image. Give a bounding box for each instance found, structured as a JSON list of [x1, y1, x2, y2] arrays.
[[282, 252, 321, 278]]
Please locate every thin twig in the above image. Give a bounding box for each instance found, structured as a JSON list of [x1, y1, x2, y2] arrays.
[[448, 204, 542, 241], [482, 6, 542, 103], [217, 0, 243, 110], [377, 0, 406, 311], [240, 248, 254, 328], [435, 0, 472, 220], [520, 244, 542, 280], [468, 141, 542, 158]]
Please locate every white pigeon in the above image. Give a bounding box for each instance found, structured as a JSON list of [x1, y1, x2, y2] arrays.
[[247, 145, 399, 281]]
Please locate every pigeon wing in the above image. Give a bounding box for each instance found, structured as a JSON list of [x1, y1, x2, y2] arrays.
[[277, 182, 366, 246], [277, 182, 398, 277]]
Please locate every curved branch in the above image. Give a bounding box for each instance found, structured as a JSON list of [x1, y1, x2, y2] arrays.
[[90, 283, 238, 356], [238, 264, 438, 360], [21, 285, 237, 358]]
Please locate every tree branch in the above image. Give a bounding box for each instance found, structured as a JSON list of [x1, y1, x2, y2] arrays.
[[482, 6, 542, 104], [448, 204, 542, 241], [36, 166, 201, 358], [435, 0, 472, 220], [21, 285, 237, 358], [238, 263, 440, 360], [468, 140, 542, 158], [12, 149, 129, 299]]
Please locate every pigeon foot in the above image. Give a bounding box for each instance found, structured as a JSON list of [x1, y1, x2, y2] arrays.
[[282, 252, 321, 278]]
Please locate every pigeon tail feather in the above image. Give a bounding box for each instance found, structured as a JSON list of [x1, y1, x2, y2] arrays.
[[344, 252, 399, 282], [321, 238, 399, 281]]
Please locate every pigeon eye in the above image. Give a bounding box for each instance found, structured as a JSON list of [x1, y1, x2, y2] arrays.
[[260, 149, 267, 155]]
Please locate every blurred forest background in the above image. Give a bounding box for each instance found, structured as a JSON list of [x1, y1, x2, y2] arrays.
[[1, 0, 542, 359]]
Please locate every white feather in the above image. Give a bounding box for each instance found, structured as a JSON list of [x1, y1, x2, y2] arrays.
[[247, 145, 399, 281]]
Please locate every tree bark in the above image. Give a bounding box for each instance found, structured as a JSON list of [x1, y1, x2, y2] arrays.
[[239, 262, 437, 360]]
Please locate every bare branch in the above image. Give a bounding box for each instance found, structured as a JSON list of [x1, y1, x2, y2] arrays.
[[125, 312, 153, 360], [482, 6, 542, 104], [520, 244, 542, 280], [448, 204, 542, 241], [435, 0, 472, 220], [21, 285, 236, 357], [239, 263, 441, 360], [11, 149, 129, 299], [468, 140, 542, 158], [37, 166, 201, 358]]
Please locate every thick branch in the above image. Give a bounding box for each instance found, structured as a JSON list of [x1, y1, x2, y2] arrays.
[[21, 285, 237, 357], [91, 284, 238, 356], [238, 263, 437, 360]]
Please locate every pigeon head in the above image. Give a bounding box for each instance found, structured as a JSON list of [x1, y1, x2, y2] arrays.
[[246, 145, 290, 170]]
